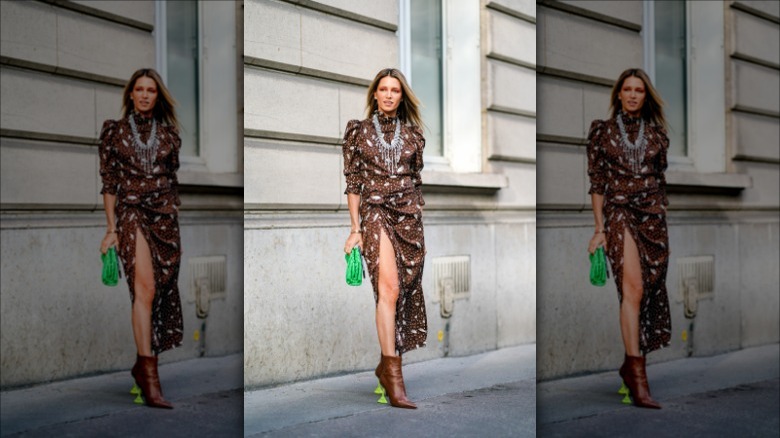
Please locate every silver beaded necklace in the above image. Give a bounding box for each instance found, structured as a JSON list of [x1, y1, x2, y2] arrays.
[[372, 112, 404, 174], [615, 110, 647, 173], [128, 113, 159, 174]]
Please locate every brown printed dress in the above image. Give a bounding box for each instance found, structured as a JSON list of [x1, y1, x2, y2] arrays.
[[343, 114, 427, 356], [587, 113, 672, 355], [99, 112, 184, 355]]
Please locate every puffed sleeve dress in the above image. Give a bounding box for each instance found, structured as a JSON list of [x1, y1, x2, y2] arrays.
[[587, 113, 672, 354], [99, 112, 184, 355], [342, 113, 428, 355]]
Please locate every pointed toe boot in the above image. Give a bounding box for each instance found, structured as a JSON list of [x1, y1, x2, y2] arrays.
[[619, 354, 661, 409], [378, 355, 417, 409], [131, 354, 173, 409]]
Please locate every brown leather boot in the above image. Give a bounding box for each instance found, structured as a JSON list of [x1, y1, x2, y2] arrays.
[[131, 354, 173, 409], [619, 354, 661, 409], [375, 354, 383, 379], [378, 355, 416, 409]]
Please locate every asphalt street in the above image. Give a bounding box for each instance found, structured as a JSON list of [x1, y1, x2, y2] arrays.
[[244, 344, 537, 437], [538, 343, 779, 437], [0, 354, 243, 437], [1, 343, 777, 437], [540, 378, 779, 437]]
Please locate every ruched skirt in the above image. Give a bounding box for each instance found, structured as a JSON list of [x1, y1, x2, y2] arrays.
[[116, 194, 183, 355], [604, 191, 671, 354], [360, 187, 427, 355]]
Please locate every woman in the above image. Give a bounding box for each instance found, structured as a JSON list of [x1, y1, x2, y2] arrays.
[[586, 68, 671, 409], [342, 68, 427, 409], [99, 68, 183, 409]]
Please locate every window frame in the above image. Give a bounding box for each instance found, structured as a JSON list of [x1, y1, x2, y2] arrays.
[[399, 0, 482, 173], [643, 0, 727, 173], [154, 0, 207, 169], [399, 0, 449, 170]]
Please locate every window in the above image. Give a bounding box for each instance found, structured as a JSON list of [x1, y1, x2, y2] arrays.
[[408, 0, 444, 159], [155, 0, 200, 158], [400, 0, 481, 173], [652, 1, 687, 158], [644, 0, 726, 173]]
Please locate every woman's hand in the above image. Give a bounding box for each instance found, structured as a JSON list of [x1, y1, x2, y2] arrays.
[[101, 230, 119, 254], [588, 231, 606, 254], [344, 232, 363, 254]]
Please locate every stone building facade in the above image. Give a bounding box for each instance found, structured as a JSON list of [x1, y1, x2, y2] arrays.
[[244, 0, 537, 387], [0, 0, 244, 387], [537, 0, 779, 380]]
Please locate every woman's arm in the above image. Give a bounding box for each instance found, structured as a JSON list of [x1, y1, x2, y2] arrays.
[[342, 120, 363, 253], [100, 193, 118, 253], [347, 193, 361, 232], [344, 193, 363, 254], [98, 120, 120, 254], [588, 193, 606, 254], [586, 120, 607, 254]]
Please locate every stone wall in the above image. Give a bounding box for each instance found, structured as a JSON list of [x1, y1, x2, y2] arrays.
[[243, 0, 538, 388], [0, 0, 244, 388], [536, 0, 779, 380]]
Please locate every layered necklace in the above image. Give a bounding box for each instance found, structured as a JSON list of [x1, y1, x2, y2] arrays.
[[128, 112, 159, 174], [615, 110, 647, 174], [372, 112, 404, 174]]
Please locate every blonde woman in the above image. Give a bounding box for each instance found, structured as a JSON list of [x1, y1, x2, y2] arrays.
[[587, 68, 671, 409], [342, 68, 427, 409], [99, 68, 183, 409]]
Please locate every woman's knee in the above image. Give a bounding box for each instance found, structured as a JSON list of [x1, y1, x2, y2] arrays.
[[134, 279, 156, 305], [378, 282, 400, 304], [622, 280, 643, 303]]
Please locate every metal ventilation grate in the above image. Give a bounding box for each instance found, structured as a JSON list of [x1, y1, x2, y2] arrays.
[[188, 255, 227, 301], [433, 255, 471, 301], [676, 255, 714, 301]]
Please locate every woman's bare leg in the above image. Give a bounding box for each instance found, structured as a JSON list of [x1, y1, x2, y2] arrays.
[[620, 228, 643, 357], [132, 228, 155, 357], [376, 228, 400, 357]]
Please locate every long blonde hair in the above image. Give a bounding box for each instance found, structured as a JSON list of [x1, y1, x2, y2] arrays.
[[121, 68, 179, 128], [364, 68, 423, 128], [609, 68, 666, 128]]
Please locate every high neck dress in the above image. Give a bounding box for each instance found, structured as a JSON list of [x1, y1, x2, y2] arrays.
[[99, 112, 184, 355], [342, 113, 427, 355], [587, 112, 672, 355]]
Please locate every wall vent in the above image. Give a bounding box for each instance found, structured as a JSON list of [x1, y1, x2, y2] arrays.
[[676, 255, 715, 302], [188, 255, 227, 302], [433, 255, 471, 301]]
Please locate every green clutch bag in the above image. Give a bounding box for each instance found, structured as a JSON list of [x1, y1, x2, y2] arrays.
[[589, 246, 609, 287], [345, 247, 365, 286], [101, 246, 121, 286]]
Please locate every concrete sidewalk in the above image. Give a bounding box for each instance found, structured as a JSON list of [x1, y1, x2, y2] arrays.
[[538, 343, 780, 437], [0, 354, 242, 437], [243, 344, 537, 437], [4, 343, 773, 437]]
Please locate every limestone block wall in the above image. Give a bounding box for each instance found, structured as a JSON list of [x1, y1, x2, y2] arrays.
[[726, 0, 780, 348], [243, 0, 537, 388], [0, 0, 243, 388], [536, 0, 779, 380], [243, 212, 535, 387]]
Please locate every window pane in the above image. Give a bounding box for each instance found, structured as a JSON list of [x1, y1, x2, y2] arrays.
[[410, 0, 443, 157], [166, 1, 199, 156], [654, 1, 687, 156]]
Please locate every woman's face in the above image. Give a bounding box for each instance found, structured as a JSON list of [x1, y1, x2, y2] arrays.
[[374, 76, 402, 117], [131, 76, 158, 117], [618, 76, 646, 117]]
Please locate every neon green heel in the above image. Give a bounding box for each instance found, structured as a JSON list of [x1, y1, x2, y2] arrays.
[[376, 379, 387, 404], [131, 382, 144, 404], [618, 381, 631, 404]]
